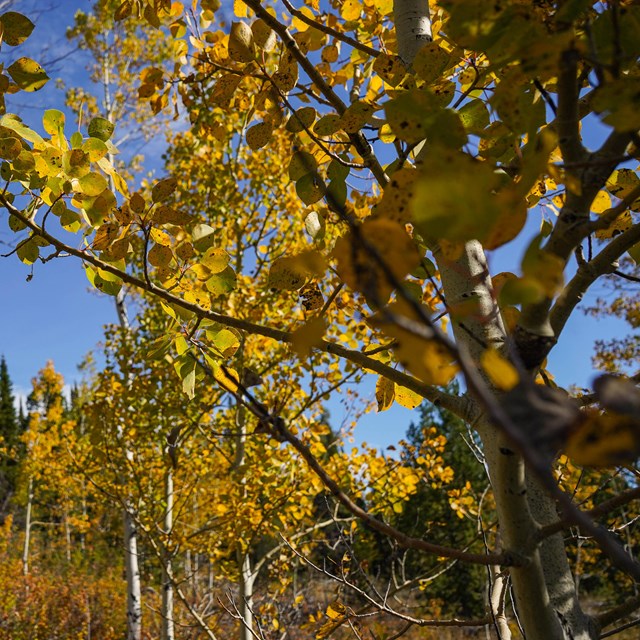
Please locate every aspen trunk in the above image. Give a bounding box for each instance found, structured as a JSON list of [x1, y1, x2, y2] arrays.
[[22, 476, 33, 576], [238, 551, 256, 640], [124, 507, 142, 640], [393, 3, 598, 638], [161, 468, 175, 640], [117, 289, 143, 640]]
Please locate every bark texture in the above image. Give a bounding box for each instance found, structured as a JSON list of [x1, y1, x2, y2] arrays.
[[393, 3, 596, 638]]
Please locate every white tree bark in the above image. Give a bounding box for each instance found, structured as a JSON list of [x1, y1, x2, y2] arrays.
[[162, 468, 175, 640], [393, 3, 597, 638], [22, 476, 33, 576], [124, 507, 142, 640], [394, 0, 432, 63], [238, 551, 256, 640], [116, 290, 143, 640]]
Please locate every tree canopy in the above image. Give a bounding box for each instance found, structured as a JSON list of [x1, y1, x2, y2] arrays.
[[1, 1, 640, 639]]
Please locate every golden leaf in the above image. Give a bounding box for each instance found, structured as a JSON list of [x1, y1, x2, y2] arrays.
[[394, 385, 422, 409], [375, 376, 395, 412], [291, 317, 326, 357], [480, 348, 519, 391], [333, 219, 420, 303]]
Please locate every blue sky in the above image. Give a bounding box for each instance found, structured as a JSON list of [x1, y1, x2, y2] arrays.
[[0, 1, 633, 447]]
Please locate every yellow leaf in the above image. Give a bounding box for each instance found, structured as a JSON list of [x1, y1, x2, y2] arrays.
[[375, 376, 395, 412], [148, 243, 173, 267], [326, 602, 347, 620], [333, 219, 420, 303], [213, 363, 240, 394], [395, 385, 422, 409], [565, 411, 640, 467], [202, 247, 230, 273], [371, 301, 458, 385], [233, 0, 247, 18], [372, 0, 393, 15], [595, 210, 633, 240], [228, 21, 254, 62], [341, 0, 361, 21], [245, 121, 273, 150], [291, 317, 326, 357], [480, 348, 519, 391], [292, 5, 314, 31], [591, 190, 612, 214]]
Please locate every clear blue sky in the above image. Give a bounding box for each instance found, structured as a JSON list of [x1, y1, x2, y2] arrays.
[[0, 2, 632, 447]]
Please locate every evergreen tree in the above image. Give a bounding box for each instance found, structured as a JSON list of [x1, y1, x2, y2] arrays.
[[394, 383, 489, 617], [0, 355, 19, 512]]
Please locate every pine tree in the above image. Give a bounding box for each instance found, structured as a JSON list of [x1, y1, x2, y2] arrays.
[[395, 383, 489, 617], [0, 355, 19, 512]]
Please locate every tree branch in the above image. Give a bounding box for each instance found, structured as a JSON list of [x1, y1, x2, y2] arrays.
[[0, 195, 469, 420], [281, 0, 380, 59], [240, 0, 388, 186], [551, 222, 640, 338]]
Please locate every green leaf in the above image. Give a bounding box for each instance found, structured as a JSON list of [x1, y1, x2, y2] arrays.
[[8, 214, 26, 232], [13, 149, 35, 172], [245, 121, 272, 150], [1, 114, 44, 145], [385, 89, 461, 145], [82, 138, 108, 162], [176, 356, 197, 399], [63, 149, 90, 178], [492, 74, 546, 135], [314, 113, 342, 136], [327, 159, 349, 182], [0, 137, 22, 160], [85, 264, 122, 296], [83, 189, 117, 226], [192, 223, 216, 251], [326, 178, 347, 210], [286, 107, 316, 133], [411, 149, 502, 244], [296, 173, 326, 205], [339, 100, 376, 134], [288, 151, 317, 181], [209, 328, 241, 358], [88, 117, 115, 141], [458, 99, 490, 134], [43, 109, 65, 136], [77, 172, 108, 196], [0, 12, 35, 46], [60, 208, 81, 232], [205, 266, 237, 296], [70, 132, 83, 148], [16, 238, 38, 264], [7, 57, 49, 92]]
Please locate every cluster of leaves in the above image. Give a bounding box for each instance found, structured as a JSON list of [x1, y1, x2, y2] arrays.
[[1, 0, 640, 638]]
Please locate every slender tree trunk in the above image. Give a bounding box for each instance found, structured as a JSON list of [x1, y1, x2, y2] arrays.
[[161, 468, 175, 640], [64, 508, 72, 563], [124, 507, 142, 640], [488, 563, 511, 640], [393, 3, 598, 637], [238, 551, 255, 640], [233, 382, 256, 640], [117, 286, 143, 640], [22, 476, 33, 576]]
